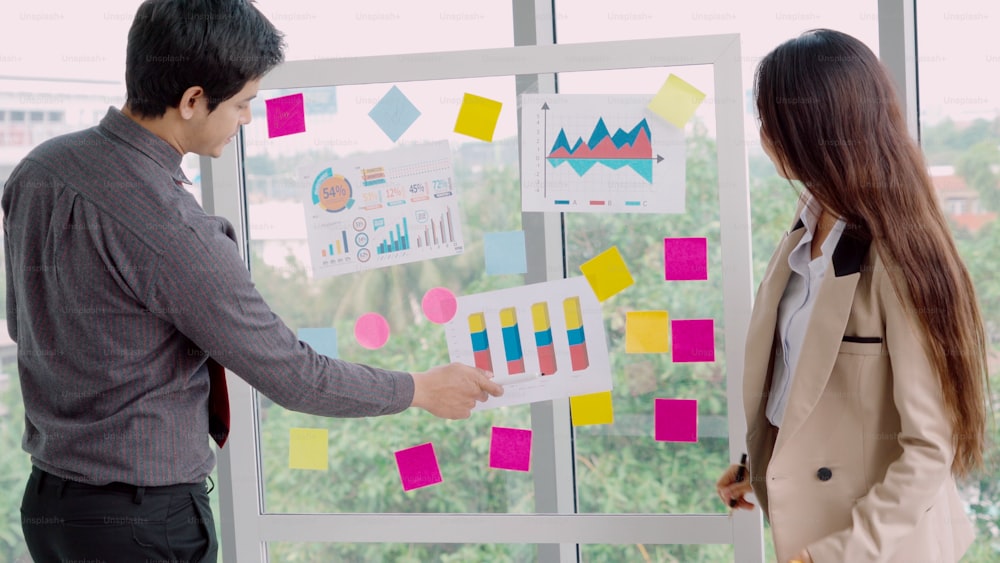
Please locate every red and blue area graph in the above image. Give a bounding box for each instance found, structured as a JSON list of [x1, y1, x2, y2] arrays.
[[547, 118, 653, 183]]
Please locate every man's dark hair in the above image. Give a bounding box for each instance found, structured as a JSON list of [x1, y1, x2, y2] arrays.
[[125, 0, 285, 118]]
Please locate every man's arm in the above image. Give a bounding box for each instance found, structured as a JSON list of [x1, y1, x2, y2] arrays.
[[3, 219, 15, 343], [147, 215, 501, 419]]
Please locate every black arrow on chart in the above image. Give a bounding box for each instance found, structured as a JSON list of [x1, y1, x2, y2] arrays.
[[541, 102, 550, 199]]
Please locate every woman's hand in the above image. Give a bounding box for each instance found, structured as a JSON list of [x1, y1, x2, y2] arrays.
[[789, 548, 813, 563], [715, 463, 754, 510]]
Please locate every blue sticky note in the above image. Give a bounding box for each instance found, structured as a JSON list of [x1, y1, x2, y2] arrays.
[[484, 231, 527, 275], [298, 328, 338, 359], [368, 86, 421, 142]]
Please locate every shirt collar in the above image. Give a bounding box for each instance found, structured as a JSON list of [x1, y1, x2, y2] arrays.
[[797, 192, 847, 256], [99, 107, 192, 185]]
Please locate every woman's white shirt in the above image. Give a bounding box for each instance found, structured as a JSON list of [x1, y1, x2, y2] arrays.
[[766, 197, 846, 427]]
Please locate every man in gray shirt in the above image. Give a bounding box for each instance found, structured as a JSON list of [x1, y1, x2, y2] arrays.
[[4, 1, 502, 561]]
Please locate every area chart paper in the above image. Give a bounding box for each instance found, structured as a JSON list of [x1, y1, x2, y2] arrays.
[[520, 94, 685, 214], [301, 141, 464, 277], [445, 276, 612, 410]]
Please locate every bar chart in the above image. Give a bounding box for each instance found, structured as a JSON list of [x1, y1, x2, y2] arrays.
[[414, 207, 456, 249], [375, 217, 410, 255], [445, 277, 611, 410], [320, 230, 351, 258]]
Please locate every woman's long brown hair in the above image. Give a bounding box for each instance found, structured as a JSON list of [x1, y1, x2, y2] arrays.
[[754, 29, 990, 477]]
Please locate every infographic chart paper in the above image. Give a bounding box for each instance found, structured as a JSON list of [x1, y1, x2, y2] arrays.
[[444, 277, 612, 410], [520, 94, 685, 214], [301, 141, 464, 278]]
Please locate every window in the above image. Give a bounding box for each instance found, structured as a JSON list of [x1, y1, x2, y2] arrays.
[[917, 3, 1000, 558]]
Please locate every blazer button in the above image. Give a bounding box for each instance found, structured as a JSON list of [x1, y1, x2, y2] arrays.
[[817, 467, 833, 481]]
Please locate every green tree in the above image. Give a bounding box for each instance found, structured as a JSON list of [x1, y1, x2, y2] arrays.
[[955, 140, 1000, 213]]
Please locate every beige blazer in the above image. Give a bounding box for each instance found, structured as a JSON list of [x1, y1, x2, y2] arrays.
[[743, 214, 975, 562]]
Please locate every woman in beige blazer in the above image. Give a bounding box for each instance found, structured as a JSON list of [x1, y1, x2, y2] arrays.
[[716, 29, 991, 562]]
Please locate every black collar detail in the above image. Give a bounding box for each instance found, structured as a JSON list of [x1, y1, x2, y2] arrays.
[[832, 231, 872, 277]]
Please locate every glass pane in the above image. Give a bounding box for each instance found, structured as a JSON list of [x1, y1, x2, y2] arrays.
[[554, 66, 730, 516], [917, 2, 1000, 561], [580, 542, 733, 562], [244, 78, 531, 514], [269, 541, 536, 561], [255, 1, 513, 61]]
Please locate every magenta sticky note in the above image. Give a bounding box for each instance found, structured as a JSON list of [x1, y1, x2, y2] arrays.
[[394, 442, 442, 491], [664, 237, 708, 281], [265, 93, 306, 138], [671, 319, 715, 362], [489, 426, 532, 472], [654, 398, 698, 442]]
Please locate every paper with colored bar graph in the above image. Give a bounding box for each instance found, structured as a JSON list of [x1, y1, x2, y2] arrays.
[[444, 276, 612, 410], [299, 141, 464, 278], [519, 94, 685, 214]]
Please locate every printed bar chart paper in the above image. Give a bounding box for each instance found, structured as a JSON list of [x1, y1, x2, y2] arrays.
[[300, 141, 464, 278], [520, 94, 685, 214], [445, 276, 612, 410]]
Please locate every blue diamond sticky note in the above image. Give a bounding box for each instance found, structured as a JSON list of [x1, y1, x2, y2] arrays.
[[368, 86, 421, 142]]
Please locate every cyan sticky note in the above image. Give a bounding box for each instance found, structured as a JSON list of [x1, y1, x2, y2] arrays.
[[671, 319, 715, 363], [484, 231, 527, 275], [394, 442, 443, 491], [288, 428, 329, 471], [265, 93, 306, 138], [654, 398, 698, 442], [489, 427, 532, 472], [454, 93, 503, 142], [664, 237, 708, 281], [298, 327, 338, 359], [368, 85, 421, 142]]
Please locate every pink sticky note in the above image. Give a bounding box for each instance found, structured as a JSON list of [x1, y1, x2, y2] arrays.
[[394, 442, 442, 491], [664, 237, 708, 281], [654, 398, 698, 442], [265, 93, 306, 138], [671, 319, 715, 362], [354, 313, 390, 349], [421, 287, 458, 324], [489, 427, 532, 472]]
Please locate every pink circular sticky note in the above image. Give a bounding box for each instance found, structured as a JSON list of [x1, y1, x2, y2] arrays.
[[421, 287, 458, 324], [354, 313, 390, 349]]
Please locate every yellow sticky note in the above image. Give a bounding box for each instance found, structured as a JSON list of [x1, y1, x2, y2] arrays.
[[289, 428, 329, 471], [454, 93, 503, 142], [570, 391, 614, 426], [647, 74, 706, 129], [626, 311, 670, 353], [579, 246, 634, 302]]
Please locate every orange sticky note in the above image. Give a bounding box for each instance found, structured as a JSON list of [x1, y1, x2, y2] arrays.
[[647, 74, 706, 129], [626, 311, 670, 353], [579, 246, 634, 302], [570, 391, 614, 426], [288, 428, 328, 471], [454, 93, 503, 142]]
